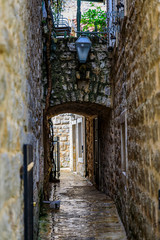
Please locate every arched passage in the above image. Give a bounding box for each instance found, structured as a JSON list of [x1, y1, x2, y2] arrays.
[[42, 34, 113, 200], [43, 101, 113, 199]]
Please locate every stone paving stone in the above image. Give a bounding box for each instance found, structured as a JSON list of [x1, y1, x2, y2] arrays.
[[38, 170, 127, 240]]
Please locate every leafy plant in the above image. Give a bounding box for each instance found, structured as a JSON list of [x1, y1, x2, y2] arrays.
[[81, 3, 106, 32]]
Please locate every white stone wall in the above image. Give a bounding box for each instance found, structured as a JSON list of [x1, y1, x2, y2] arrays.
[[52, 113, 86, 176], [52, 114, 72, 168]]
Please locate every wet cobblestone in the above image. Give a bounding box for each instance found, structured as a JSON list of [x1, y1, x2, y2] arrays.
[[38, 170, 127, 240]]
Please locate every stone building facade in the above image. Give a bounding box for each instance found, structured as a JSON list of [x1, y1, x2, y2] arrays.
[[1, 0, 160, 239], [43, 38, 111, 110], [0, 0, 43, 239], [45, 0, 160, 239], [52, 114, 71, 168], [52, 113, 86, 176], [99, 0, 160, 239]]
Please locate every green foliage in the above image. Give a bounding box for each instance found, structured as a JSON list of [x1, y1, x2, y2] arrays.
[[51, 0, 66, 15], [81, 3, 106, 32]]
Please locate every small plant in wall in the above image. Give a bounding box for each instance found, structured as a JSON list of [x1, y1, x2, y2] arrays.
[[81, 3, 106, 32]]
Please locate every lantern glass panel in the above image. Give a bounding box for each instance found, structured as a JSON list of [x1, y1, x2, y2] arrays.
[[76, 36, 92, 63], [77, 43, 91, 63]]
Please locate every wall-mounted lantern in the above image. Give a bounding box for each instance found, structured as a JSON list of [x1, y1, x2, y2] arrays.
[[75, 35, 92, 63]]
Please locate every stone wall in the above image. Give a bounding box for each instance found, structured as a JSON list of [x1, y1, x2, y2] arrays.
[[101, 0, 160, 239], [0, 0, 43, 239], [52, 113, 86, 177], [42, 38, 111, 109], [99, 111, 115, 195], [86, 117, 94, 183], [52, 114, 71, 168]]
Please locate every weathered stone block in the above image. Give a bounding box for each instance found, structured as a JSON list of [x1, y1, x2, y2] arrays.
[[67, 42, 76, 52], [60, 52, 74, 61]]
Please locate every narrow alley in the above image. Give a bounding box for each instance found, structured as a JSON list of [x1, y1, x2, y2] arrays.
[[38, 170, 127, 240], [1, 0, 160, 239]]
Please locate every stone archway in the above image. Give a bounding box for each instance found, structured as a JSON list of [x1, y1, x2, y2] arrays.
[[42, 35, 113, 200], [43, 101, 112, 199]]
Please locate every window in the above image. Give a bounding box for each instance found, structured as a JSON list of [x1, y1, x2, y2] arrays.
[[120, 109, 128, 175]]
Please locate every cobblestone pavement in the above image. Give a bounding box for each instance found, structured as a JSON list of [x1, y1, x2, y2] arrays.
[[38, 170, 127, 240]]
